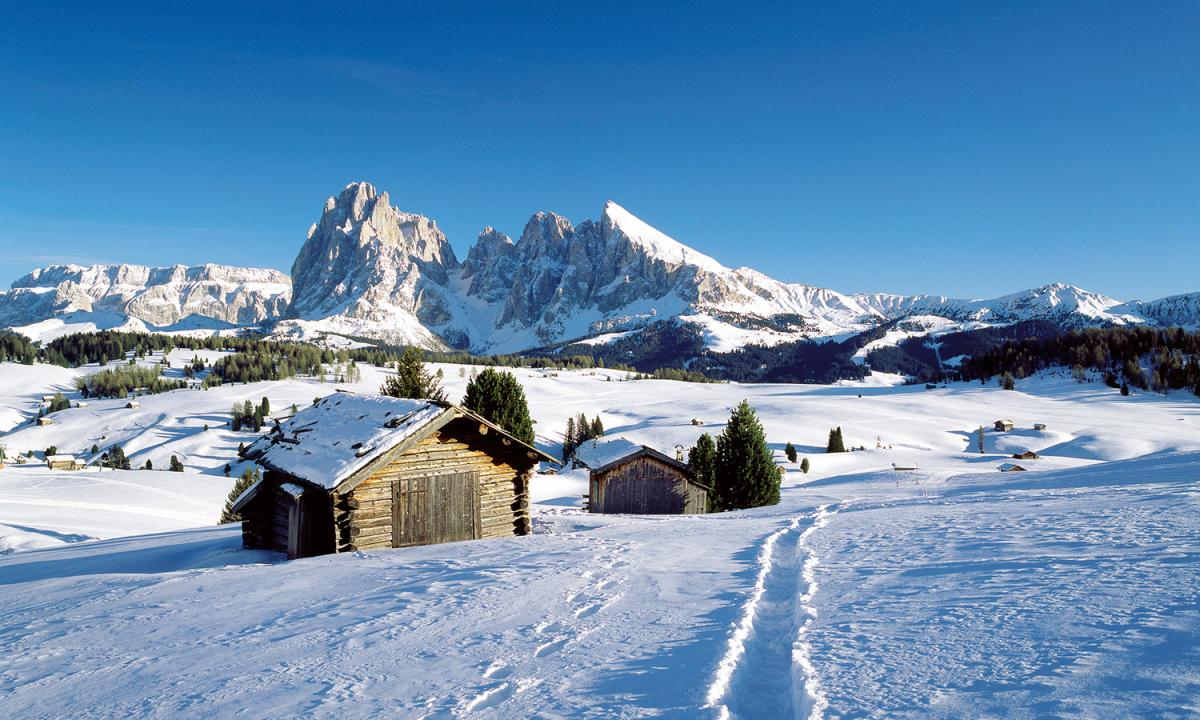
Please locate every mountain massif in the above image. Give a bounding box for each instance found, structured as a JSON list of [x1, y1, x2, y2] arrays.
[[2, 182, 1197, 358]]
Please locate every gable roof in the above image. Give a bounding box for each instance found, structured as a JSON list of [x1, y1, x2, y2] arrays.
[[574, 437, 700, 482], [243, 393, 557, 491], [998, 463, 1027, 472]]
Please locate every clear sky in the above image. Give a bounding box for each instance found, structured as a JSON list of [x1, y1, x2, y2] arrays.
[[1, 1, 1197, 300]]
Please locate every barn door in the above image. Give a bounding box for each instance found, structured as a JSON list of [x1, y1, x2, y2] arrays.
[[392, 471, 480, 548], [601, 475, 685, 514]]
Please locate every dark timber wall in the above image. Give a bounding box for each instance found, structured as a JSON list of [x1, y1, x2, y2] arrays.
[[590, 455, 707, 515]]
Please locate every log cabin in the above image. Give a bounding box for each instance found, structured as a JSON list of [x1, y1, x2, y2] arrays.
[[233, 393, 557, 560], [576, 438, 709, 515], [994, 419, 1014, 432], [45, 455, 85, 470]]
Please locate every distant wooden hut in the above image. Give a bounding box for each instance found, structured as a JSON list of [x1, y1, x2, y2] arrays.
[[1012, 449, 1040, 460], [690, 418, 704, 426], [36, 417, 54, 426], [45, 455, 85, 471], [994, 419, 1014, 432], [125, 400, 141, 409], [234, 394, 557, 560], [40, 395, 56, 403], [891, 462, 919, 471], [575, 438, 709, 515], [1033, 423, 1047, 431], [998, 463, 1027, 472]]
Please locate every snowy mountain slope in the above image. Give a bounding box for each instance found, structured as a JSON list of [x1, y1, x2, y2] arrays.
[[2, 182, 1196, 353], [0, 263, 290, 336]]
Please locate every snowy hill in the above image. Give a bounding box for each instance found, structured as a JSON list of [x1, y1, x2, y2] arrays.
[[0, 361, 1197, 717], [2, 182, 1196, 353]]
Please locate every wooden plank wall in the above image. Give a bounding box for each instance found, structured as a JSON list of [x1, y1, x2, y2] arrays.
[[595, 456, 689, 514], [241, 481, 298, 554], [336, 421, 531, 553]]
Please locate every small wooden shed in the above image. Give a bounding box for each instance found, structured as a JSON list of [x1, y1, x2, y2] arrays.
[[994, 419, 1014, 432], [233, 394, 557, 559], [126, 401, 141, 409], [36, 417, 54, 426], [1012, 449, 1040, 460], [46, 455, 84, 470], [998, 463, 1027, 472], [1033, 423, 1047, 431], [576, 438, 709, 515]]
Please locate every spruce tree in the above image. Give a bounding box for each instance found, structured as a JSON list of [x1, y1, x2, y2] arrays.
[[1002, 372, 1016, 390], [169, 455, 184, 472], [90, 443, 99, 455], [590, 415, 605, 438], [784, 442, 797, 463], [380, 347, 447, 401], [800, 457, 810, 474], [461, 368, 535, 444], [826, 427, 846, 453], [259, 396, 270, 417], [144, 459, 153, 470], [714, 401, 780, 510], [977, 426, 985, 454], [563, 416, 577, 462], [219, 468, 261, 524], [687, 433, 717, 507]]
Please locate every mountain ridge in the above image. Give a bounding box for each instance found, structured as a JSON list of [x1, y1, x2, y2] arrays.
[[2, 181, 1196, 349]]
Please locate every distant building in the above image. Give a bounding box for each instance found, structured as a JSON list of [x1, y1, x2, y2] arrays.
[[36, 417, 54, 426], [994, 420, 1014, 432], [1012, 450, 1040, 460], [1033, 423, 1047, 431], [891, 462, 919, 471], [690, 418, 705, 426], [125, 401, 141, 409], [46, 455, 85, 471], [575, 438, 709, 515], [998, 463, 1027, 472]]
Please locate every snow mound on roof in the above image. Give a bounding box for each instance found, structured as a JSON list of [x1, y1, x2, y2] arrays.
[[244, 394, 445, 489], [573, 436, 645, 470]]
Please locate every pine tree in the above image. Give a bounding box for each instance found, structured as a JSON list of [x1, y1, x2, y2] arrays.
[[800, 457, 810, 474], [144, 459, 153, 470], [219, 467, 261, 524], [714, 401, 780, 510], [461, 368, 535, 444], [687, 433, 717, 508], [1002, 372, 1016, 390], [223, 463, 231, 477], [784, 442, 797, 463], [563, 416, 577, 462], [826, 427, 846, 453], [380, 347, 447, 401], [591, 415, 605, 438], [169, 455, 184, 472], [90, 443, 99, 455], [1120, 381, 1130, 396], [259, 396, 270, 417], [977, 426, 985, 454]]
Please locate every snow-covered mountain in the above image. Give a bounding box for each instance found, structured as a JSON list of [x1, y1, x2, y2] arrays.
[[2, 181, 1196, 350], [0, 264, 290, 340]]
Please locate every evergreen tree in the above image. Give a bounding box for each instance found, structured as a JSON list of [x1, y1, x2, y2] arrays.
[[1120, 381, 1130, 396], [144, 459, 153, 470], [826, 427, 846, 453], [461, 368, 535, 444], [90, 443, 99, 455], [784, 442, 797, 463], [380, 347, 447, 401], [687, 433, 717, 508], [169, 455, 184, 472], [44, 445, 58, 458], [563, 417, 577, 462], [590, 415, 605, 438], [219, 467, 261, 524], [800, 457, 810, 474], [1002, 372, 1016, 390], [714, 401, 780, 510], [977, 426, 985, 454], [223, 463, 231, 477], [259, 396, 270, 417]]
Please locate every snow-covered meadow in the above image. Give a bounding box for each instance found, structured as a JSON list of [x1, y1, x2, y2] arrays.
[[0, 358, 1197, 718]]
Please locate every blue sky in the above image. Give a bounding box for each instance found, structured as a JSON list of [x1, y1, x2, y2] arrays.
[[1, 1, 1196, 299]]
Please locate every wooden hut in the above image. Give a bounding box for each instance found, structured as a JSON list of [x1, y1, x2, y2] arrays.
[[1012, 449, 1040, 460], [1033, 423, 1047, 431], [45, 455, 85, 470], [994, 419, 1014, 432], [997, 463, 1027, 472], [232, 394, 557, 560], [125, 400, 141, 409], [36, 417, 54, 426], [575, 438, 709, 515]]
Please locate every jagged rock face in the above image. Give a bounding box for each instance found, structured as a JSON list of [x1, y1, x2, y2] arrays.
[[0, 263, 290, 328], [285, 182, 462, 346], [462, 228, 518, 304]]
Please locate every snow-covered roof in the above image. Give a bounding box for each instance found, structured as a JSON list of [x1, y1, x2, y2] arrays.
[[45, 455, 78, 463], [998, 463, 1027, 472], [244, 394, 448, 489], [573, 437, 644, 470], [573, 437, 692, 477], [243, 393, 558, 490]]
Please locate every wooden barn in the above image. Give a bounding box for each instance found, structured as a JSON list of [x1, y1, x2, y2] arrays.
[[1012, 449, 1040, 460], [994, 419, 1014, 432], [232, 393, 557, 560], [45, 455, 85, 470], [998, 462, 1027, 472], [576, 438, 709, 515]]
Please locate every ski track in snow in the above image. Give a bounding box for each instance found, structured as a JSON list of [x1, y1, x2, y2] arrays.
[[706, 503, 839, 720]]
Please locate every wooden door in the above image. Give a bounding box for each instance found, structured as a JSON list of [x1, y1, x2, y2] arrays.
[[392, 471, 480, 548]]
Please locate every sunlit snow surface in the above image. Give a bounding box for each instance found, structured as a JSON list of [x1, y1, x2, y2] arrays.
[[0, 362, 1197, 718]]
